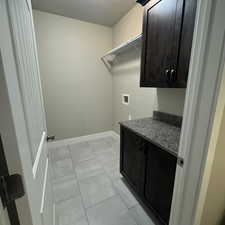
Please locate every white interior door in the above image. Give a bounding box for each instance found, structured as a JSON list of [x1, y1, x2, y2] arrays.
[[0, 0, 53, 225]]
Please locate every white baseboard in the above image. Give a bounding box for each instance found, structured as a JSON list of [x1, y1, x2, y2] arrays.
[[110, 131, 120, 139], [48, 130, 120, 148]]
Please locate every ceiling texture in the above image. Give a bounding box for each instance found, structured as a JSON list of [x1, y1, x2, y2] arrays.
[[32, 0, 136, 26]]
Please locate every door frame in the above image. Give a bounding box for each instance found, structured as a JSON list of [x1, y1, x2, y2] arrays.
[[170, 0, 225, 224], [0, 135, 20, 225], [1, 0, 224, 225], [0, 1, 47, 225]]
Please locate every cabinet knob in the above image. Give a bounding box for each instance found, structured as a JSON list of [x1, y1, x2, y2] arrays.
[[170, 69, 176, 82], [165, 69, 171, 82]]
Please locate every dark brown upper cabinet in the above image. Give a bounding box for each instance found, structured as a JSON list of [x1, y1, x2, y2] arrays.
[[140, 0, 197, 88]]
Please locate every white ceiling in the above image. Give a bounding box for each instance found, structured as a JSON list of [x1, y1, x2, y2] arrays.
[[32, 0, 136, 27]]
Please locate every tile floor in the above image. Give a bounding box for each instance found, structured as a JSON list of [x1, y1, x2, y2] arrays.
[[50, 135, 155, 225]]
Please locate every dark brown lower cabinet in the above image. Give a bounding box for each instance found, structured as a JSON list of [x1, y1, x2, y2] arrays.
[[144, 143, 177, 224], [120, 126, 177, 225], [120, 127, 146, 194]]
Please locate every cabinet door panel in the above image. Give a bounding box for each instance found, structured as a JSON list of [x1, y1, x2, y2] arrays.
[[120, 127, 145, 194], [140, 0, 184, 87], [176, 0, 197, 87], [144, 144, 177, 224]]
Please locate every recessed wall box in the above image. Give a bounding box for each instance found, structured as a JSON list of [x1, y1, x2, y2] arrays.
[[122, 94, 130, 105]]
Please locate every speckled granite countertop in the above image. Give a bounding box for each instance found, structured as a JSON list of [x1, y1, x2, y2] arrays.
[[120, 112, 182, 157]]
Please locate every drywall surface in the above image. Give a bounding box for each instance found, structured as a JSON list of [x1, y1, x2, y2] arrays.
[[156, 88, 186, 115], [112, 4, 185, 133], [33, 10, 113, 140], [34, 5, 186, 138], [112, 51, 157, 133], [200, 106, 225, 225], [112, 4, 144, 47]]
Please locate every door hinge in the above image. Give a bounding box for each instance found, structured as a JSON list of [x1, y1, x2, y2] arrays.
[[177, 157, 184, 167], [0, 174, 25, 208]]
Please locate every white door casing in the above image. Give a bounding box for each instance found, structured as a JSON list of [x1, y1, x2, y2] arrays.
[[170, 0, 225, 224], [0, 0, 53, 225]]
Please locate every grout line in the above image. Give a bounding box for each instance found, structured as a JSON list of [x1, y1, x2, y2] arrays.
[[51, 135, 129, 225], [75, 141, 123, 211], [71, 136, 120, 211], [76, 171, 106, 182], [111, 179, 132, 210], [68, 146, 91, 225], [52, 178, 81, 204], [83, 193, 120, 211], [70, 143, 106, 182]]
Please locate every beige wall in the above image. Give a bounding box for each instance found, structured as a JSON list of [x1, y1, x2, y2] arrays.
[[33, 10, 113, 140], [200, 108, 225, 225], [112, 51, 157, 132], [195, 65, 225, 225], [113, 4, 144, 47], [112, 4, 186, 133], [34, 5, 186, 138]]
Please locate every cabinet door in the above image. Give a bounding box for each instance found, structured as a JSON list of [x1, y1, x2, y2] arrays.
[[144, 143, 177, 224], [176, 0, 197, 87], [120, 127, 145, 194], [140, 0, 184, 87]]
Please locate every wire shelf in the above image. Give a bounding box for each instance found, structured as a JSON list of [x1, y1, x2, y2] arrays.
[[101, 34, 142, 71]]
